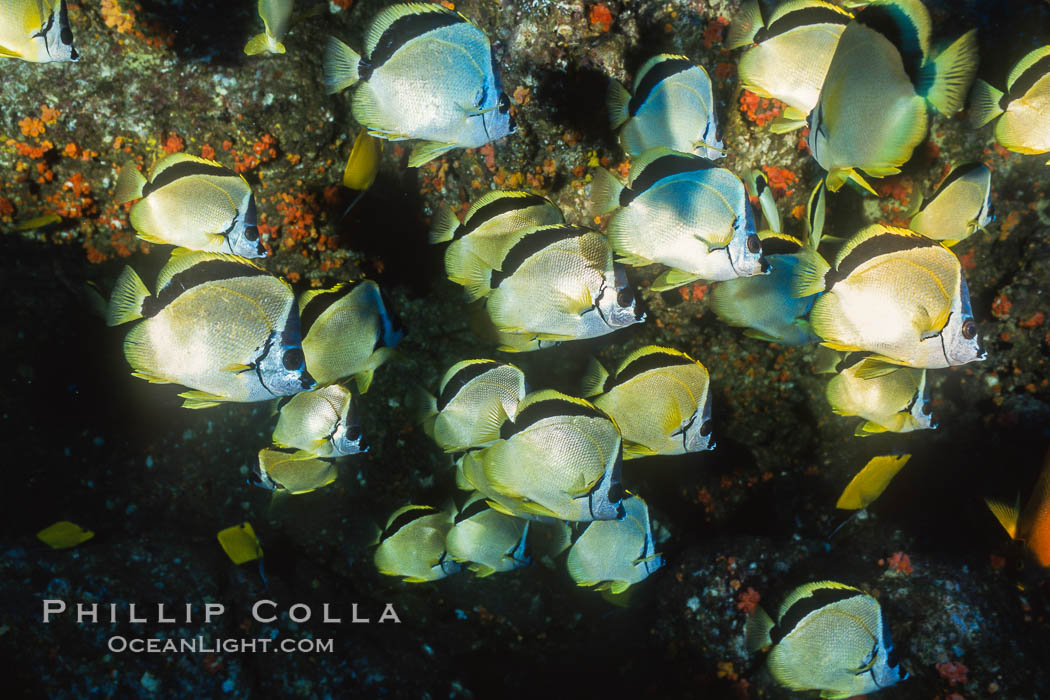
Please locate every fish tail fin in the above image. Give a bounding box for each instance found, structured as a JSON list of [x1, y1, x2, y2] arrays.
[[789, 247, 830, 298], [244, 33, 270, 56], [607, 78, 631, 130], [448, 250, 494, 301], [114, 162, 147, 205], [106, 266, 150, 326], [744, 605, 775, 652], [590, 168, 625, 215], [406, 386, 438, 433], [919, 29, 979, 115], [970, 79, 1005, 128], [323, 36, 361, 94], [428, 204, 460, 244], [725, 0, 763, 50], [651, 268, 702, 291], [580, 357, 609, 397], [985, 494, 1021, 540]]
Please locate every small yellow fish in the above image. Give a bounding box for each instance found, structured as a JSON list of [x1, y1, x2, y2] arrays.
[[825, 355, 935, 436], [37, 521, 94, 549], [986, 446, 1050, 567], [217, 522, 263, 565], [255, 448, 339, 495], [836, 454, 912, 509], [343, 130, 382, 191]]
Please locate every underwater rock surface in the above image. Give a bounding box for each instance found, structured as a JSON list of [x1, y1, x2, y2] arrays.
[[2, 0, 1049, 697]]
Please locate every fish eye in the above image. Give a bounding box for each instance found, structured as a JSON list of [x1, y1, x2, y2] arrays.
[[746, 234, 761, 254], [244, 226, 259, 241], [962, 319, 977, 339], [347, 426, 362, 441], [616, 287, 633, 307], [699, 420, 713, 437], [282, 348, 304, 370], [498, 93, 510, 114], [921, 401, 933, 415]]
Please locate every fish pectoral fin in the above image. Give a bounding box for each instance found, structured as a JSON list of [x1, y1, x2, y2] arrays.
[[471, 564, 497, 578], [852, 357, 901, 380], [819, 341, 861, 353], [613, 252, 654, 267], [407, 141, 457, 168], [608, 581, 631, 595], [651, 268, 702, 291], [567, 472, 603, 498], [484, 499, 518, 517], [222, 363, 254, 373], [515, 500, 560, 518]]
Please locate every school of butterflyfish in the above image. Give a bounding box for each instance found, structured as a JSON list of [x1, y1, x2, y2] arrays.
[[13, 0, 1050, 694]]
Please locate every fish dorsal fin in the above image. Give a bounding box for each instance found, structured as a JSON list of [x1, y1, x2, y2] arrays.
[[501, 390, 605, 438], [985, 495, 1021, 540], [461, 190, 558, 236], [153, 249, 267, 300], [628, 147, 715, 192], [628, 54, 696, 115], [298, 281, 374, 339], [855, 0, 930, 85], [380, 504, 441, 541], [758, 231, 804, 256], [297, 282, 348, 315], [922, 162, 987, 211], [364, 2, 467, 61], [489, 225, 591, 288], [1006, 45, 1050, 94], [726, 0, 764, 50], [831, 225, 939, 279], [776, 581, 864, 630], [437, 359, 504, 408], [611, 346, 697, 388], [146, 153, 237, 197], [761, 0, 851, 42]]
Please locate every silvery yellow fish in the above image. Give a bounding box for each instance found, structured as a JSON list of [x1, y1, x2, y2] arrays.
[[374, 505, 462, 582], [254, 448, 339, 495], [908, 162, 993, 246], [272, 383, 365, 458], [825, 355, 934, 436], [727, 0, 852, 133], [115, 154, 265, 259], [445, 492, 530, 577], [566, 494, 664, 594], [106, 250, 313, 409], [836, 454, 912, 510], [244, 0, 293, 55], [584, 346, 714, 458], [972, 45, 1050, 163], [746, 580, 907, 698], [298, 280, 402, 391], [709, 232, 821, 345], [430, 190, 564, 299], [323, 3, 514, 167], [0, 0, 78, 62], [792, 225, 985, 368], [417, 359, 527, 453], [459, 390, 625, 522], [452, 224, 644, 344], [591, 148, 766, 291], [810, 0, 978, 192], [607, 54, 724, 159]]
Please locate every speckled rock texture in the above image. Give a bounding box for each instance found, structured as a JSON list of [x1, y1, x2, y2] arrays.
[[2, 0, 1049, 697]]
